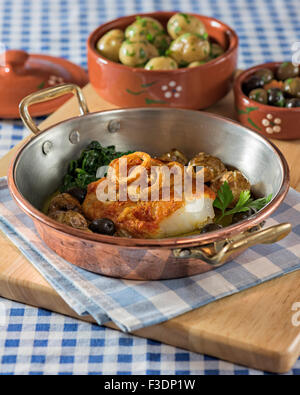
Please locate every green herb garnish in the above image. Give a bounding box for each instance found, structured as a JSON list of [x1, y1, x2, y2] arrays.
[[146, 32, 154, 42], [174, 26, 182, 34], [195, 32, 208, 40], [60, 141, 133, 192], [37, 81, 45, 90], [139, 47, 146, 59], [213, 181, 272, 223], [136, 16, 147, 27], [125, 49, 136, 57], [180, 13, 191, 24]]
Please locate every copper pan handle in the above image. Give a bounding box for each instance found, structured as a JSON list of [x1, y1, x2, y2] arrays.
[[19, 83, 89, 135], [173, 223, 292, 267]]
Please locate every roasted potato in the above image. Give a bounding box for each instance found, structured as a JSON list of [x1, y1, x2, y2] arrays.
[[158, 149, 188, 165], [49, 210, 88, 230], [211, 170, 251, 206], [189, 152, 226, 183], [48, 193, 82, 215]]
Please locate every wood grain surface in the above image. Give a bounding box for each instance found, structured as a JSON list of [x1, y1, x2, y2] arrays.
[[0, 83, 300, 373]]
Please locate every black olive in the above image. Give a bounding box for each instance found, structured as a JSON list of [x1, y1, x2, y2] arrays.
[[89, 218, 116, 235], [267, 88, 285, 107], [276, 62, 299, 81], [286, 98, 300, 108], [254, 68, 274, 84], [232, 209, 255, 224], [249, 88, 268, 104], [200, 223, 223, 234], [67, 187, 87, 204], [242, 75, 264, 95]]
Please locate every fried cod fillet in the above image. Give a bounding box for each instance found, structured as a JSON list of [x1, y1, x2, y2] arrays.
[[82, 152, 216, 238]]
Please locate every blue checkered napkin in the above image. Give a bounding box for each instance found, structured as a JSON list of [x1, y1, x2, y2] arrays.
[[0, 177, 300, 333]]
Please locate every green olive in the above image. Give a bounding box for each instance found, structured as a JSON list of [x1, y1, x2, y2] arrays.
[[253, 68, 274, 84], [249, 88, 268, 104], [210, 43, 224, 59], [283, 77, 300, 98], [96, 29, 125, 62], [145, 56, 178, 70], [167, 13, 207, 40], [276, 62, 299, 81], [125, 16, 164, 42], [168, 33, 210, 66], [119, 40, 158, 67]]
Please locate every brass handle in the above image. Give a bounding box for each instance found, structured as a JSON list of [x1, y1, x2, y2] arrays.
[[19, 83, 89, 135], [173, 223, 292, 267]]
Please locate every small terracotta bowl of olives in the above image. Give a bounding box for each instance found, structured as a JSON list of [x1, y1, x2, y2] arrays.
[[234, 62, 300, 140], [87, 11, 238, 109]]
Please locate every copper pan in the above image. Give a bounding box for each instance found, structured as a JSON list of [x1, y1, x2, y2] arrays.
[[8, 84, 291, 280]]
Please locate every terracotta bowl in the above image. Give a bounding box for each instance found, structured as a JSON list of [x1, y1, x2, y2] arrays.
[[234, 62, 300, 140], [87, 11, 238, 109]]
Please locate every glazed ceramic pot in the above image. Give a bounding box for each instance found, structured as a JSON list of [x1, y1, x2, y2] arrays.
[[234, 62, 300, 140], [9, 84, 291, 280], [0, 50, 88, 118], [87, 12, 238, 109]]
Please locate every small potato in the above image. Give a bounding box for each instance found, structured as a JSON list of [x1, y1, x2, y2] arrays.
[[119, 40, 158, 67], [96, 29, 125, 62], [125, 16, 164, 42], [145, 56, 178, 70], [168, 33, 210, 66], [147, 41, 160, 59], [188, 59, 210, 67], [167, 13, 207, 40], [211, 170, 251, 206]]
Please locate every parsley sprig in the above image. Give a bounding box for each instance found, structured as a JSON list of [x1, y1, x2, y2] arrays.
[[213, 181, 272, 223]]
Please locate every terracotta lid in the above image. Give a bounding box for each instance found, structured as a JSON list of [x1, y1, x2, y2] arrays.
[[0, 50, 89, 118]]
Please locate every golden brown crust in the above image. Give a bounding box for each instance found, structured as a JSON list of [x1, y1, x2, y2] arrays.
[[83, 152, 215, 238]]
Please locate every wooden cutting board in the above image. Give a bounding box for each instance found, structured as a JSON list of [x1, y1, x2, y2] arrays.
[[1, 83, 300, 374]]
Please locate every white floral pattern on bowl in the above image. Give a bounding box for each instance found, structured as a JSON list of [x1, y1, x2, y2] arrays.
[[161, 81, 183, 99], [261, 113, 282, 134], [48, 75, 64, 86]]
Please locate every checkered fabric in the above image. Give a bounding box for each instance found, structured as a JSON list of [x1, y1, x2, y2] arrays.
[[1, 176, 300, 333], [1, 296, 299, 376], [1, 0, 300, 375]]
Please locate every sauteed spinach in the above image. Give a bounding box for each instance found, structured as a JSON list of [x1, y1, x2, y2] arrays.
[[60, 141, 133, 192]]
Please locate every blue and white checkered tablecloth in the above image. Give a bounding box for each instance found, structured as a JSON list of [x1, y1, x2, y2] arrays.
[[0, 0, 300, 375]]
